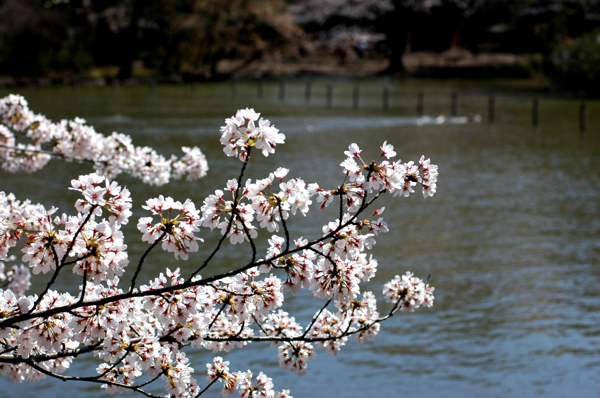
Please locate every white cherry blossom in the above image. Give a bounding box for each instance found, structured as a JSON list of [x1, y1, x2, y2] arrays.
[[0, 100, 438, 398]]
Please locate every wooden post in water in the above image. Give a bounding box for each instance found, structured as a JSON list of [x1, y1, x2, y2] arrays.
[[417, 91, 424, 115], [383, 88, 390, 111], [532, 97, 539, 127], [279, 80, 286, 101], [488, 95, 495, 123], [451, 92, 458, 116], [580, 103, 587, 132], [327, 85, 333, 109], [353, 86, 359, 110], [257, 79, 264, 98], [305, 81, 311, 103]]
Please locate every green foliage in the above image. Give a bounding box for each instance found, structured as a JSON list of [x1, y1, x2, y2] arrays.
[[543, 28, 600, 95]]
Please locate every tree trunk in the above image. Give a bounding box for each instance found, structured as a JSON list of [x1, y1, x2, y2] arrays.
[[382, 1, 411, 74], [117, 0, 146, 80]]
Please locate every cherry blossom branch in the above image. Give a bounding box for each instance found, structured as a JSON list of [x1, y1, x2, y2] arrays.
[[78, 269, 89, 304], [0, 95, 209, 185], [0, 142, 97, 165], [129, 229, 168, 293], [209, 284, 255, 297], [61, 206, 98, 264], [31, 242, 62, 302], [302, 298, 333, 338], [28, 207, 98, 314], [95, 349, 134, 379], [0, 204, 384, 328], [204, 304, 392, 345], [27, 246, 65, 314], [0, 341, 102, 363], [239, 213, 258, 263], [208, 302, 229, 331], [277, 198, 291, 253], [188, 148, 252, 282], [196, 376, 220, 398], [338, 187, 345, 221], [234, 321, 246, 337], [0, 104, 438, 397], [25, 361, 163, 398], [252, 314, 270, 335], [61, 252, 96, 267]]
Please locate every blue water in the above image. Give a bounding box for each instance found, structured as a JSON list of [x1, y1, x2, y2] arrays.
[[1, 80, 599, 397]]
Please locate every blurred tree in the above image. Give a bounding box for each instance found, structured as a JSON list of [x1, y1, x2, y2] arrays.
[[1, 0, 599, 81], [287, 0, 497, 73], [59, 0, 299, 79], [0, 0, 300, 79], [151, 0, 300, 78], [542, 27, 600, 95], [286, 0, 600, 74], [0, 0, 92, 76], [511, 0, 600, 53], [63, 0, 159, 79]]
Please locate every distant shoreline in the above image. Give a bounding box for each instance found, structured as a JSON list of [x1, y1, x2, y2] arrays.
[[0, 50, 531, 88]]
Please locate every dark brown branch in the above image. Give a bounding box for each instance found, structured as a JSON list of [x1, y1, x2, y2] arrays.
[[0, 341, 102, 364], [196, 376, 220, 398], [25, 361, 162, 398], [0, 192, 385, 330], [129, 229, 169, 293], [277, 197, 291, 253], [302, 298, 332, 338], [238, 213, 257, 264], [188, 147, 252, 282]]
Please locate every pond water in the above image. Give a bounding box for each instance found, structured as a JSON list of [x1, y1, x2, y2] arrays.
[[1, 79, 599, 398]]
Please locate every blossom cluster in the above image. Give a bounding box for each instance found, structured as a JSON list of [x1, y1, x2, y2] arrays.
[[340, 141, 438, 198], [207, 357, 292, 398], [138, 196, 202, 260], [382, 272, 435, 312], [220, 108, 285, 161], [0, 103, 437, 398], [0, 258, 29, 296], [0, 94, 208, 185]]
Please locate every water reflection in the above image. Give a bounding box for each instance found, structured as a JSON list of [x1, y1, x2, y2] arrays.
[[0, 81, 599, 398]]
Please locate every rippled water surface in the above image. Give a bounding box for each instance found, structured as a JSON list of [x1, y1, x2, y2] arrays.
[[1, 79, 599, 398]]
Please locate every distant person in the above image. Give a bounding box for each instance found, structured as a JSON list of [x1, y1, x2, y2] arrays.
[[355, 41, 367, 58], [333, 46, 349, 64]]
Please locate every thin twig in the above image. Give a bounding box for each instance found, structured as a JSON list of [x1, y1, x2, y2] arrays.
[[208, 302, 229, 331], [1, 193, 385, 329], [302, 298, 332, 338], [129, 229, 168, 293], [25, 362, 162, 398], [28, 244, 63, 314], [195, 376, 220, 398], [78, 269, 88, 304], [277, 198, 291, 253], [239, 213, 257, 264], [188, 147, 252, 281]]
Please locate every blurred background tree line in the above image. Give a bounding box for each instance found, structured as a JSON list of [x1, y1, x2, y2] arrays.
[[0, 0, 599, 93]]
